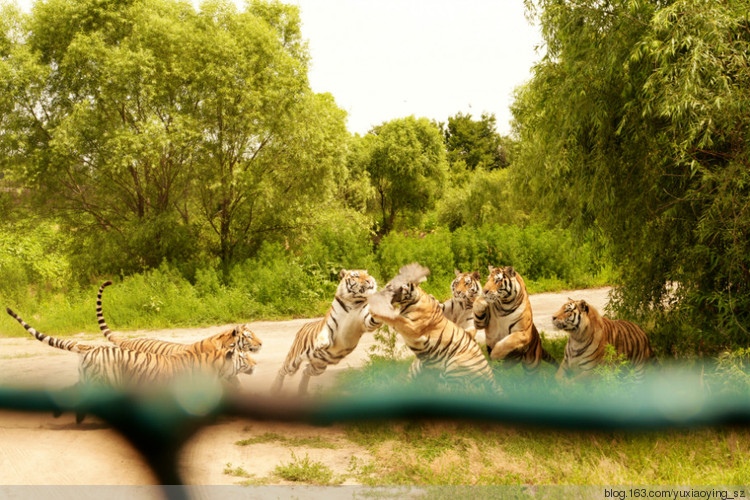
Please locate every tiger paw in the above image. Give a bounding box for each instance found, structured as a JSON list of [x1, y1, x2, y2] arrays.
[[473, 296, 488, 314], [314, 329, 332, 349]]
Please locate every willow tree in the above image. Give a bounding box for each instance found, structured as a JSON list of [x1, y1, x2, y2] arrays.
[[1, 0, 348, 270], [513, 0, 750, 352]]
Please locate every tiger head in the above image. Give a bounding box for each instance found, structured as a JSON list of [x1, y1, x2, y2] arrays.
[[337, 269, 377, 301], [483, 266, 523, 303], [451, 269, 482, 304], [218, 346, 256, 378], [209, 324, 262, 353], [552, 299, 591, 337], [234, 350, 257, 376]]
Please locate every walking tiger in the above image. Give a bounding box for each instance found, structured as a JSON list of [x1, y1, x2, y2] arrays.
[[5, 307, 254, 422]]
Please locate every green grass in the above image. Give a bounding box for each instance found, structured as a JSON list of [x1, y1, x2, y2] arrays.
[[341, 422, 750, 485], [235, 432, 340, 449], [223, 462, 271, 485], [273, 452, 341, 485]]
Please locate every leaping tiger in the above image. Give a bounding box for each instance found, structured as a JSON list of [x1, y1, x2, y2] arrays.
[[368, 263, 497, 391], [472, 265, 556, 372], [270, 269, 381, 395]]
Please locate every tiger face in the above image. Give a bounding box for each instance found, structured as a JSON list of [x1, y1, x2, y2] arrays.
[[235, 350, 256, 375], [337, 269, 377, 300], [552, 299, 590, 334], [451, 270, 481, 303], [209, 324, 262, 353], [217, 347, 256, 378], [234, 324, 262, 353], [483, 266, 519, 303]]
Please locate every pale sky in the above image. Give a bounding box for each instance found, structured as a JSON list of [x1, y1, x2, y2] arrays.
[[293, 0, 543, 135], [14, 0, 543, 135]]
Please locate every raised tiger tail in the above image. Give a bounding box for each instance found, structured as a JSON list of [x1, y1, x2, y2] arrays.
[[97, 280, 121, 345], [5, 307, 89, 353]]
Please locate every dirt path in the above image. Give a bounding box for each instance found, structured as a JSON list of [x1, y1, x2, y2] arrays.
[[0, 287, 610, 485]]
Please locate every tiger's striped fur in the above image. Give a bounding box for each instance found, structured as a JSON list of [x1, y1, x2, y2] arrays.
[[552, 299, 653, 382], [270, 269, 381, 395], [440, 269, 481, 339], [473, 266, 556, 372], [5, 307, 254, 422], [96, 280, 260, 383], [368, 263, 497, 390]]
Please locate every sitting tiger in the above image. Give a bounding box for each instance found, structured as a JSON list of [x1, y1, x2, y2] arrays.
[[368, 263, 497, 391], [5, 307, 255, 423], [439, 269, 481, 339], [270, 269, 381, 395], [96, 280, 260, 386], [472, 266, 556, 372], [552, 299, 653, 382]]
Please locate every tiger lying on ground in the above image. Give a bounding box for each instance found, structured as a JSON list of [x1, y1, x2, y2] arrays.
[[96, 280, 261, 386], [6, 307, 254, 423], [439, 269, 481, 339], [552, 299, 653, 382], [472, 266, 556, 372], [368, 263, 497, 391], [271, 269, 381, 395]]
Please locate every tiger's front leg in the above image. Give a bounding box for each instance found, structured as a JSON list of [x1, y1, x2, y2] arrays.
[[472, 296, 490, 330], [555, 355, 571, 382], [489, 332, 529, 361], [406, 358, 423, 382], [313, 325, 332, 350]]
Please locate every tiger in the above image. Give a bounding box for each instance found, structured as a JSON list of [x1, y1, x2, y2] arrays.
[[439, 269, 482, 339], [472, 266, 556, 372], [96, 280, 260, 385], [270, 269, 381, 395], [552, 299, 653, 382], [5, 307, 255, 422], [368, 263, 497, 391]]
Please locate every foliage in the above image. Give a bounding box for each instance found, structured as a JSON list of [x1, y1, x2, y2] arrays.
[[705, 348, 750, 397], [360, 116, 448, 237], [442, 112, 508, 174], [273, 451, 339, 485], [0, 0, 348, 270], [514, 0, 750, 352], [436, 168, 529, 230]]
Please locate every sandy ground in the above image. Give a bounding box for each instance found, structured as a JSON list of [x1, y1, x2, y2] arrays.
[[0, 287, 610, 485]]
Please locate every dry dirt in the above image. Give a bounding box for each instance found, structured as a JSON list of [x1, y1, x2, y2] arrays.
[[0, 287, 610, 485]]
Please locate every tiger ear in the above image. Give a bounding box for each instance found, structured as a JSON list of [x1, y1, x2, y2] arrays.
[[225, 349, 234, 360], [487, 265, 494, 274], [578, 300, 589, 312], [454, 269, 461, 278], [339, 269, 348, 280], [471, 271, 481, 281], [505, 266, 516, 277]]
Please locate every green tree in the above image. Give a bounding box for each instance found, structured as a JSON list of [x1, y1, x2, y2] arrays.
[[513, 0, 750, 352], [442, 112, 508, 173], [363, 116, 448, 239], [1, 0, 349, 271]]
